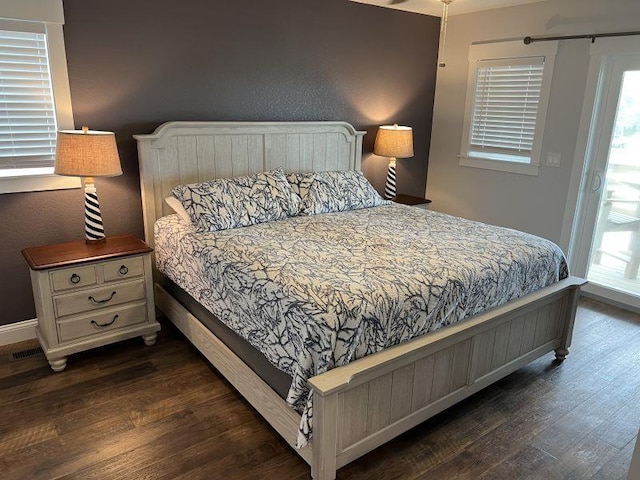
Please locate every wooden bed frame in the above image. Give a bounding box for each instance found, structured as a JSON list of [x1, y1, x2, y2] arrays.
[[135, 121, 585, 480]]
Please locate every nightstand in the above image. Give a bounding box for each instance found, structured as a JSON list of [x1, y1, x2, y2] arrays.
[[393, 194, 432, 207], [22, 235, 161, 372]]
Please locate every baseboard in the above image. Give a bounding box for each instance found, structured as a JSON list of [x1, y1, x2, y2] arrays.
[[0, 319, 38, 346], [581, 289, 640, 314]]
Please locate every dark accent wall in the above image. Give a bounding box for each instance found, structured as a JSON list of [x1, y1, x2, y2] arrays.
[[0, 0, 439, 325]]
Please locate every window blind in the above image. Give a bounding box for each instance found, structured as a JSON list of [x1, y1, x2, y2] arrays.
[[0, 29, 57, 170], [469, 57, 545, 162]]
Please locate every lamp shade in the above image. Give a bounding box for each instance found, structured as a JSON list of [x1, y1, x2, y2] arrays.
[[373, 124, 414, 158], [55, 127, 122, 177]]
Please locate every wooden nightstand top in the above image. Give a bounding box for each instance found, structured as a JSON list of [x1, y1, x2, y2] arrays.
[[22, 235, 152, 270], [394, 194, 432, 206]]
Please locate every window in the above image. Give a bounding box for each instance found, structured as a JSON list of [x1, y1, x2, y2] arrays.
[[459, 40, 558, 176], [0, 0, 78, 193]]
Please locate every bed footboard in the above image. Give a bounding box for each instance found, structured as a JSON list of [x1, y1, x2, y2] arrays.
[[308, 276, 585, 480]]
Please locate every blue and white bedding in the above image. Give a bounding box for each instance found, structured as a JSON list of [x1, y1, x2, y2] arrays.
[[155, 203, 568, 447]]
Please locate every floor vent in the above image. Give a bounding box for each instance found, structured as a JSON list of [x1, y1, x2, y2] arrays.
[[9, 346, 44, 362]]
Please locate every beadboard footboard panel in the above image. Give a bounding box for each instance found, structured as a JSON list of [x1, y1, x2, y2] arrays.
[[309, 276, 584, 479]]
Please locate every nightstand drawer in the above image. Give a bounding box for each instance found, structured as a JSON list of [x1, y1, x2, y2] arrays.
[[54, 279, 146, 317], [51, 265, 97, 292], [57, 303, 147, 343], [103, 256, 144, 282]]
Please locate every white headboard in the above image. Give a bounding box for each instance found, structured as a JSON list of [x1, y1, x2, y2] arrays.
[[134, 121, 366, 247]]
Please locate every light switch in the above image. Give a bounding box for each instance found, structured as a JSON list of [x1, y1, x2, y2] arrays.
[[546, 152, 561, 167]]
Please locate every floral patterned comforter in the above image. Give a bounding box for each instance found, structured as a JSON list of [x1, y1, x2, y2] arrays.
[[154, 204, 568, 446]]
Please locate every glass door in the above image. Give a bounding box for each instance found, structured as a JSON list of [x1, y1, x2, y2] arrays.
[[575, 54, 640, 308], [588, 70, 640, 295]]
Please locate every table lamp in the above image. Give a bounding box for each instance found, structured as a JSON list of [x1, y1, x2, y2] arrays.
[[54, 126, 122, 243], [374, 124, 414, 199]]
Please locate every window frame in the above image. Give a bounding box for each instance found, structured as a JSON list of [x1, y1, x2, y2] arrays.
[[0, 0, 79, 194], [459, 40, 558, 176]]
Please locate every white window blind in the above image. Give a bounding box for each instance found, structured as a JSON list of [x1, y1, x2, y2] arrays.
[[469, 57, 545, 163], [0, 28, 57, 171]]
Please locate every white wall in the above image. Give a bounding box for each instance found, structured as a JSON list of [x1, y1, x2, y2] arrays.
[[426, 0, 640, 247]]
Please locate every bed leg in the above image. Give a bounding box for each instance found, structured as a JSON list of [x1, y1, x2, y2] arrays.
[[311, 466, 337, 480], [311, 392, 338, 480], [555, 284, 580, 363]]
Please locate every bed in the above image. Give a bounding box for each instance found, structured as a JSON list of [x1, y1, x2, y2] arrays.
[[135, 121, 585, 480]]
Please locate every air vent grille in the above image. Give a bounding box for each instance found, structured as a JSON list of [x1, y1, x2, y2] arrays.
[[9, 346, 44, 362]]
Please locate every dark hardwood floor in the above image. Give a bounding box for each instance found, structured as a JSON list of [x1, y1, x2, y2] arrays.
[[0, 298, 638, 479]]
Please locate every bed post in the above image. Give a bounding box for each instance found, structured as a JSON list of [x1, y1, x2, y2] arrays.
[[311, 391, 339, 480], [555, 282, 582, 361]]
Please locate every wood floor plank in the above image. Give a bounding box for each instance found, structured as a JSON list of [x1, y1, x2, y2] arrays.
[[138, 422, 298, 480], [0, 301, 637, 480], [57, 410, 233, 480], [555, 433, 621, 480], [51, 365, 216, 434], [477, 444, 562, 480], [128, 381, 222, 428], [41, 410, 199, 480], [591, 436, 637, 480], [529, 378, 639, 458], [0, 413, 136, 480], [0, 361, 158, 435], [591, 399, 640, 450], [0, 422, 59, 458]]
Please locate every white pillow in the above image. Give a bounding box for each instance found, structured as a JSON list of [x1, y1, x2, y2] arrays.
[[165, 196, 191, 224]]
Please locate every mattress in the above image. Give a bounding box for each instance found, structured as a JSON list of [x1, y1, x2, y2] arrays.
[[155, 204, 568, 446], [164, 278, 293, 399]]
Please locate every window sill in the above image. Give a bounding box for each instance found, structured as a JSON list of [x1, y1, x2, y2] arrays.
[[0, 173, 81, 194], [458, 156, 540, 176]]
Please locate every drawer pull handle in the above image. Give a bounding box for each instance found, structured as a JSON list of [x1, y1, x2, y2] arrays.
[[119, 265, 129, 275], [91, 315, 119, 328], [88, 291, 116, 305], [70, 273, 81, 284]]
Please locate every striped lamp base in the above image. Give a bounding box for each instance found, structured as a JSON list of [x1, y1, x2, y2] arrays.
[[384, 160, 397, 199], [84, 181, 105, 242]]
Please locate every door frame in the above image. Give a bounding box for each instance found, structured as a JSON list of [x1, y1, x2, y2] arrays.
[[562, 37, 640, 309]]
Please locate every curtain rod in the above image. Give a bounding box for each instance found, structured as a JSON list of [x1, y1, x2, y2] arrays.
[[524, 30, 640, 45]]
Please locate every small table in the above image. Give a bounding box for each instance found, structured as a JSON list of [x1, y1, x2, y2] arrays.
[[22, 235, 161, 372], [393, 194, 432, 207]]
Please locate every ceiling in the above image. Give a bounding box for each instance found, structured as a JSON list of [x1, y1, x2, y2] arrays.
[[349, 0, 549, 17]]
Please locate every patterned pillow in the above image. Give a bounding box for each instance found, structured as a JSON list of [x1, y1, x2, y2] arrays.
[[297, 170, 390, 215], [171, 168, 301, 232], [286, 172, 315, 203]]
